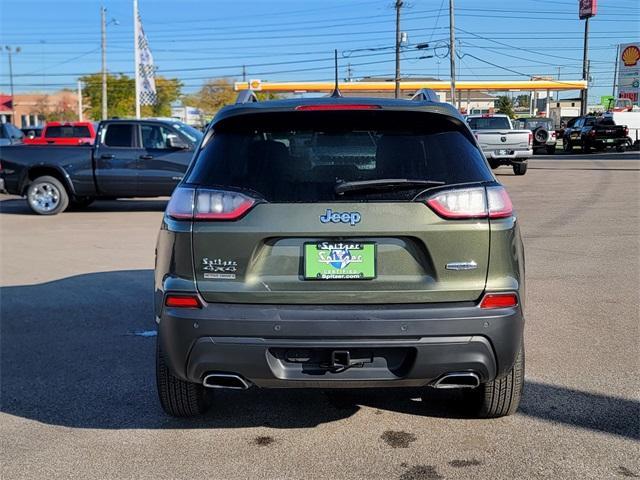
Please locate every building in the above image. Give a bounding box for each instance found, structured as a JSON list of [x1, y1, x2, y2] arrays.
[[0, 90, 81, 127]]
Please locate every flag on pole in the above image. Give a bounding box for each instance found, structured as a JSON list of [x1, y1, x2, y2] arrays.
[[136, 10, 156, 105]]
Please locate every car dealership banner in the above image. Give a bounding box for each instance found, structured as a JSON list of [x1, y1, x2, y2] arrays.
[[617, 42, 640, 106]]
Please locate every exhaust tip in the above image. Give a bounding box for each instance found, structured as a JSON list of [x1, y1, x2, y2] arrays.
[[203, 373, 250, 390], [432, 372, 480, 389]]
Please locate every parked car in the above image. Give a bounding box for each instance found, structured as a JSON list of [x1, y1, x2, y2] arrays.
[[155, 93, 526, 419], [23, 121, 98, 146], [21, 126, 43, 140], [0, 119, 202, 214], [466, 114, 533, 175], [513, 117, 557, 154], [0, 122, 24, 146], [602, 110, 640, 149], [562, 115, 629, 153]]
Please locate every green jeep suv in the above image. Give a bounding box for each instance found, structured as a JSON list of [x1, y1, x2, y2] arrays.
[[154, 94, 525, 418]]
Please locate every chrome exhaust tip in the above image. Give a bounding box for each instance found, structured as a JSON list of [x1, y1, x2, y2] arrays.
[[202, 373, 250, 390], [432, 372, 480, 389]]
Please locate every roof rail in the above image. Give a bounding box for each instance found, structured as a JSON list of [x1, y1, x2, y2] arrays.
[[235, 90, 259, 104], [411, 88, 439, 102]]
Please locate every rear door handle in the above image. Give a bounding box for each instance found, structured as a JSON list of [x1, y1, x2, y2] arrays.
[[139, 154, 153, 160], [100, 154, 115, 159]]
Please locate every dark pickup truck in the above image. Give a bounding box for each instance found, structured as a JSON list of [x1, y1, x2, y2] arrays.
[[562, 115, 629, 153], [0, 119, 202, 214]]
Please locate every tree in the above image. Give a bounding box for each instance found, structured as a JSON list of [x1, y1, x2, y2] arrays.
[[495, 96, 515, 118], [80, 72, 182, 120], [183, 78, 237, 116], [515, 94, 530, 109]]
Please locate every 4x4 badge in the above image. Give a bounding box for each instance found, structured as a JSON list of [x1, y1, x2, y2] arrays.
[[319, 208, 361, 226]]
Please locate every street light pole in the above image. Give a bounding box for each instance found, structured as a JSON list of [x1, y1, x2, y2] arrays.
[[101, 6, 107, 120], [4, 46, 20, 124], [394, 0, 403, 99], [449, 0, 457, 108]]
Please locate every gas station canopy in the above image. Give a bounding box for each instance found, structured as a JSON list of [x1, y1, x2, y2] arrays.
[[234, 80, 587, 93]]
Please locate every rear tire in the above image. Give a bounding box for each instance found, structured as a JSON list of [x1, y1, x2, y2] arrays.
[[546, 145, 556, 155], [513, 162, 528, 176], [156, 340, 211, 417], [489, 160, 500, 170], [26, 175, 69, 215], [467, 342, 524, 418], [616, 145, 627, 153], [563, 139, 572, 153]]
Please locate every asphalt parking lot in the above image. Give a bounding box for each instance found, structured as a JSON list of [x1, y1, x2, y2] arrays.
[[1, 152, 639, 480]]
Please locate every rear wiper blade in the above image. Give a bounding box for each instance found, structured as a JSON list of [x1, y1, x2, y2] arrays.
[[335, 178, 445, 195]]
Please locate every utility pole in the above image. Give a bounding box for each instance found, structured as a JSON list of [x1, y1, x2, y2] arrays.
[[4, 46, 20, 124], [580, 16, 590, 116], [556, 66, 561, 101], [101, 6, 107, 120], [449, 0, 456, 108], [77, 80, 83, 121], [347, 63, 353, 82], [394, 0, 403, 98], [612, 44, 620, 101], [242, 65, 246, 82]]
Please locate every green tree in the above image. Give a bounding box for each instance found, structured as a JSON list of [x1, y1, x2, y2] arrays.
[[183, 78, 237, 116], [515, 94, 530, 109], [80, 72, 181, 120], [495, 96, 515, 118]]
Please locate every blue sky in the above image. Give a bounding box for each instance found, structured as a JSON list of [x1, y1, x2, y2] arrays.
[[0, 0, 638, 102]]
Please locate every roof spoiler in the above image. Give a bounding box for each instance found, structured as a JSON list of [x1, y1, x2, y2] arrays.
[[235, 90, 259, 104], [411, 88, 440, 102]]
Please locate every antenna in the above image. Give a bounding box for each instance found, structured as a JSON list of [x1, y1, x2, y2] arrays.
[[330, 49, 342, 98]]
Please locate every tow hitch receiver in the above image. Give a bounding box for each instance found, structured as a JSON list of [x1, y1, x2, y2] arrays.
[[331, 350, 352, 368]]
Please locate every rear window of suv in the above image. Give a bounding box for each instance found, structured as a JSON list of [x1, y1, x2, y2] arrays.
[[187, 110, 493, 202]]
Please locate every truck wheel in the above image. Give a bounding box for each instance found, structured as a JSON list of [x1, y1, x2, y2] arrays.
[[513, 163, 528, 176], [546, 145, 556, 155], [69, 197, 95, 210], [489, 160, 500, 170], [616, 145, 627, 153], [563, 140, 573, 153], [156, 340, 211, 417], [466, 342, 524, 418], [26, 175, 69, 215]]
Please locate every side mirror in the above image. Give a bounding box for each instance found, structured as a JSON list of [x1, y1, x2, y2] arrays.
[[167, 134, 190, 150]]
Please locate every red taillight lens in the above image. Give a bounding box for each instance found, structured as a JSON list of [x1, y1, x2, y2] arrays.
[[588, 129, 596, 137], [426, 186, 513, 220], [624, 127, 629, 136], [295, 104, 380, 111], [480, 293, 518, 309], [166, 187, 256, 221], [165, 294, 202, 308], [528, 132, 533, 146]]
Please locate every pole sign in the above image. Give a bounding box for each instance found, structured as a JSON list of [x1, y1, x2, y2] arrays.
[[578, 0, 597, 19], [617, 42, 640, 106]]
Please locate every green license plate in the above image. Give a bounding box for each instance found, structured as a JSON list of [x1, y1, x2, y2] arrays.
[[304, 241, 376, 280]]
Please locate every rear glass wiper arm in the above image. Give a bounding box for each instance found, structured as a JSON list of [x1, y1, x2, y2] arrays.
[[335, 178, 445, 195]]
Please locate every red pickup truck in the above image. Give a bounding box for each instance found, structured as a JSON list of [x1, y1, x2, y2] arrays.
[[23, 121, 97, 146]]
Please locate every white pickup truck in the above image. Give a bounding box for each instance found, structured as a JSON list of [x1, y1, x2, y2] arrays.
[[466, 114, 533, 176]]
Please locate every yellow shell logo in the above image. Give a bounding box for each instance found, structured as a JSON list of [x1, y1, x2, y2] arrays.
[[621, 46, 640, 67]]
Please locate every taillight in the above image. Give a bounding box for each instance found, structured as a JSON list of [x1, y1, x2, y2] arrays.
[[588, 129, 596, 137], [551, 131, 556, 139], [528, 132, 533, 146], [165, 294, 202, 308], [624, 127, 629, 136], [426, 186, 513, 220], [295, 104, 380, 111], [480, 293, 518, 309], [166, 187, 256, 221]]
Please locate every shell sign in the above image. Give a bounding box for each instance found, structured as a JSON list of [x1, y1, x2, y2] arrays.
[[621, 45, 640, 67], [617, 43, 640, 106]]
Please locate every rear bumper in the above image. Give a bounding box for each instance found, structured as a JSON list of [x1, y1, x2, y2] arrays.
[[483, 149, 531, 162], [158, 300, 524, 388]]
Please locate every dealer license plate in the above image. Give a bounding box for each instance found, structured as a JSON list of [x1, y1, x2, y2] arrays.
[[304, 241, 376, 280]]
